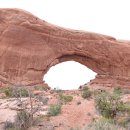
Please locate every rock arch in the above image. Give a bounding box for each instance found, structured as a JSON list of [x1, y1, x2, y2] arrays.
[[0, 8, 130, 88]]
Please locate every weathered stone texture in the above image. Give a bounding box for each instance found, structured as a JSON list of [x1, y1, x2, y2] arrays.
[[0, 8, 130, 87]]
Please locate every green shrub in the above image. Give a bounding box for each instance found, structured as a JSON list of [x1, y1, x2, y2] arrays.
[[84, 118, 125, 130], [4, 88, 42, 130], [3, 87, 29, 98], [14, 88, 29, 97], [48, 104, 61, 116], [4, 121, 15, 130], [15, 110, 32, 130], [116, 116, 130, 128], [34, 85, 49, 91], [113, 87, 122, 95], [93, 89, 106, 97], [4, 87, 13, 97], [59, 93, 73, 103], [95, 91, 127, 119], [115, 103, 130, 128], [35, 95, 49, 105], [81, 87, 92, 99], [4, 110, 33, 130]]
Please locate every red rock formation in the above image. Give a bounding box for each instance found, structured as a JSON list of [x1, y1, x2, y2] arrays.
[[0, 8, 130, 88]]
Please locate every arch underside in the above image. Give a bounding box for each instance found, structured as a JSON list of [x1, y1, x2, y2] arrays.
[[44, 54, 130, 89], [0, 54, 109, 87]]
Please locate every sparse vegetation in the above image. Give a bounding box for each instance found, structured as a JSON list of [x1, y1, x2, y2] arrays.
[[84, 117, 125, 130], [4, 88, 43, 130], [94, 90, 126, 118], [3, 86, 29, 98], [48, 104, 62, 116], [4, 120, 15, 130], [4, 87, 14, 97], [4, 110, 34, 130], [3, 84, 130, 130], [59, 93, 73, 103], [35, 95, 49, 105], [81, 87, 92, 99], [14, 88, 29, 97], [15, 110, 33, 130], [34, 84, 49, 91], [113, 87, 123, 95]]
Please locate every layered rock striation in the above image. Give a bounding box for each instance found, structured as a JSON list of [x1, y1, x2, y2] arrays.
[[0, 8, 130, 88]]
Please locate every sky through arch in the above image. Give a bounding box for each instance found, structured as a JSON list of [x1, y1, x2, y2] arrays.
[[44, 61, 96, 90]]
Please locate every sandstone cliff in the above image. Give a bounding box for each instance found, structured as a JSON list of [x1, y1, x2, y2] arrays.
[[0, 8, 130, 88]]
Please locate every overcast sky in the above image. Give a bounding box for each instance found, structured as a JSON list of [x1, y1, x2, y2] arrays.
[[0, 0, 129, 89]]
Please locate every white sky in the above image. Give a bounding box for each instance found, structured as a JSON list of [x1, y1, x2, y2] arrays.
[[0, 0, 129, 89], [44, 61, 96, 90]]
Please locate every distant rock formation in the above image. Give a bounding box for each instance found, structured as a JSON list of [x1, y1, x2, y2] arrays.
[[0, 8, 130, 88]]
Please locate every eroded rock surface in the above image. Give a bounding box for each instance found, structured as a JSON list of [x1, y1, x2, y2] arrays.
[[0, 8, 130, 88]]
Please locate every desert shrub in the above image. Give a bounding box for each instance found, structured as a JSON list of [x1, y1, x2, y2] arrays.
[[3, 87, 29, 98], [48, 104, 61, 116], [116, 116, 130, 128], [93, 89, 106, 97], [59, 93, 73, 103], [81, 87, 92, 99], [95, 91, 126, 118], [4, 87, 44, 130], [14, 88, 29, 97], [113, 87, 123, 95], [4, 121, 15, 130], [4, 110, 33, 130], [84, 118, 125, 130], [35, 95, 49, 105], [4, 87, 13, 97], [14, 110, 33, 130], [115, 103, 130, 128], [34, 85, 49, 91]]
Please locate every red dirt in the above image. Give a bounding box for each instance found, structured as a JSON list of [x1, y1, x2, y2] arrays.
[[49, 92, 96, 130]]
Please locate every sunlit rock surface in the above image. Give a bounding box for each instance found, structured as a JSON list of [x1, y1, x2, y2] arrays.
[[0, 8, 130, 88]]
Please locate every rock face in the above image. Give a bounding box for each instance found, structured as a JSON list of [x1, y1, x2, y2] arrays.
[[0, 8, 130, 88]]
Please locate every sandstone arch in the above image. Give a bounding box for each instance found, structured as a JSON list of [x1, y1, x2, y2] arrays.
[[0, 8, 130, 88]]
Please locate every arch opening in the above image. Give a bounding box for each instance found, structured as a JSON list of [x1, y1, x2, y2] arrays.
[[44, 61, 97, 90]]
